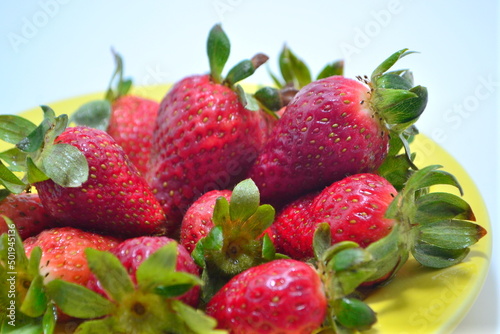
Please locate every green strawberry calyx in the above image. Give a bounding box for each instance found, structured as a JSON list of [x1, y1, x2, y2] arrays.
[[45, 243, 226, 334], [192, 178, 285, 302], [206, 24, 268, 112], [70, 49, 133, 131], [0, 106, 89, 195], [254, 45, 344, 115], [0, 220, 58, 334]]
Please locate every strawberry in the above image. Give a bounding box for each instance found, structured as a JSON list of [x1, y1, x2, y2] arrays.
[[35, 126, 168, 237], [205, 259, 328, 333], [0, 193, 52, 240], [23, 227, 121, 286], [272, 173, 397, 261], [71, 50, 159, 176], [248, 49, 428, 207], [106, 95, 159, 175], [180, 189, 232, 254], [86, 236, 200, 307], [147, 24, 269, 233]]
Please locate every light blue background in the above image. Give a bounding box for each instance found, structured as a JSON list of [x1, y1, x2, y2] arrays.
[[1, 1, 498, 332]]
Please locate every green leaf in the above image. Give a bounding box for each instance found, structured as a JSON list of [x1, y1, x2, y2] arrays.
[[225, 60, 255, 87], [279, 45, 312, 89], [371, 49, 413, 80], [316, 60, 344, 80], [42, 302, 57, 334], [70, 100, 112, 131], [45, 279, 114, 319], [0, 147, 28, 172], [334, 297, 377, 331], [154, 276, 201, 298], [261, 233, 276, 261], [418, 219, 487, 250], [0, 115, 37, 145], [239, 204, 275, 239], [331, 248, 375, 294], [20, 275, 47, 318], [171, 300, 228, 334], [137, 243, 178, 284], [40, 143, 89, 187], [16, 106, 56, 153], [0, 161, 26, 193], [313, 222, 331, 261], [207, 24, 230, 83], [26, 158, 49, 184], [74, 317, 117, 334], [27, 247, 42, 278], [412, 243, 470, 268], [105, 49, 133, 102], [415, 192, 475, 224], [212, 197, 230, 227], [229, 179, 260, 223], [253, 86, 283, 112], [201, 226, 224, 252], [85, 248, 134, 303]]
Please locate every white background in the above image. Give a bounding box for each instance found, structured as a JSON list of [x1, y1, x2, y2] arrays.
[[1, 1, 498, 332]]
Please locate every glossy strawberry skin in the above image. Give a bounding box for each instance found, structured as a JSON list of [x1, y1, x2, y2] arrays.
[[180, 189, 232, 254], [35, 126, 167, 238], [148, 74, 266, 232], [86, 236, 200, 307], [273, 173, 397, 260], [107, 95, 159, 176], [0, 193, 52, 240], [249, 76, 390, 207], [23, 227, 121, 285], [206, 259, 327, 334]]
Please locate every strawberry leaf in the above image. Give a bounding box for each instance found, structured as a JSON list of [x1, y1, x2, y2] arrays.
[[105, 49, 133, 102], [40, 143, 89, 187], [207, 24, 230, 84], [74, 317, 116, 334], [417, 219, 487, 249], [0, 161, 26, 193], [415, 192, 475, 223], [316, 60, 344, 80], [0, 115, 37, 145], [42, 302, 57, 334], [279, 45, 312, 89], [26, 157, 49, 184], [45, 279, 115, 319], [85, 248, 134, 302], [412, 243, 470, 269], [171, 300, 227, 334], [334, 297, 377, 331], [313, 222, 332, 261], [0, 147, 28, 172], [16, 106, 56, 153], [20, 275, 47, 317], [70, 100, 111, 131], [229, 178, 260, 224]]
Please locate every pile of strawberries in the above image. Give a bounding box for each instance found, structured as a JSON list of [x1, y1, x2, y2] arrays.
[[0, 25, 487, 334]]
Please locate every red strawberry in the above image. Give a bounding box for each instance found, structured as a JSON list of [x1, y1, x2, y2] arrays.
[[147, 25, 269, 232], [180, 189, 231, 254], [272, 173, 397, 261], [107, 95, 159, 175], [71, 50, 159, 176], [35, 126, 168, 237], [206, 259, 327, 333], [0, 193, 52, 240], [23, 227, 120, 286], [248, 49, 427, 207], [87, 236, 200, 307]]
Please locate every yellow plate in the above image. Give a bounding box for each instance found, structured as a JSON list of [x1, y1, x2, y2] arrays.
[[12, 85, 492, 333]]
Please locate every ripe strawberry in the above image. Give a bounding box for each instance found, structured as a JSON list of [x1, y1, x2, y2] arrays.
[[71, 50, 159, 176], [272, 173, 397, 261], [87, 236, 200, 307], [106, 95, 159, 175], [0, 193, 52, 240], [206, 259, 327, 333], [248, 49, 427, 207], [147, 25, 269, 232], [35, 126, 168, 237], [23, 227, 120, 286], [180, 189, 231, 254]]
